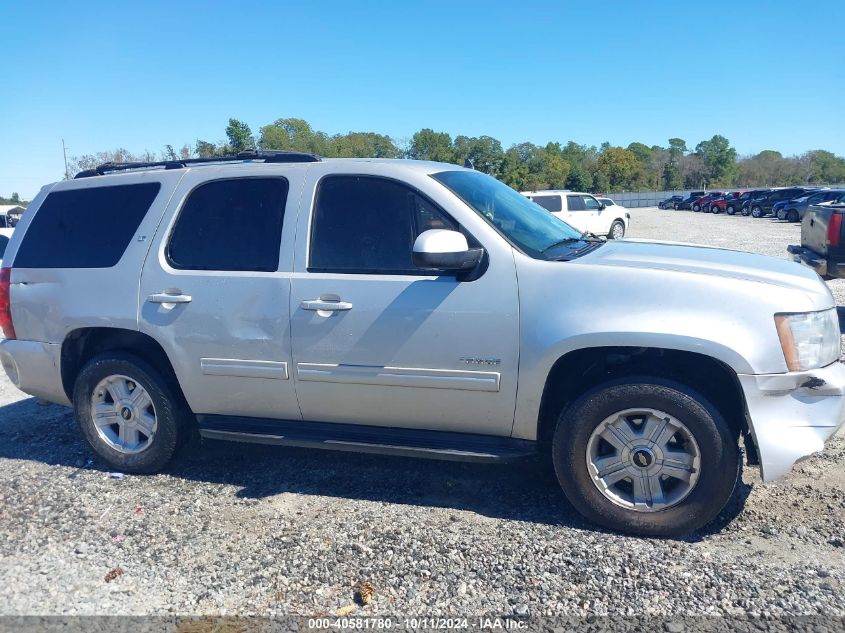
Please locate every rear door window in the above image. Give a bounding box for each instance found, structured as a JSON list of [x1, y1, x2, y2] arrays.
[[0, 235, 8, 260], [167, 178, 288, 272], [567, 195, 587, 211], [14, 183, 161, 268], [530, 195, 562, 213]]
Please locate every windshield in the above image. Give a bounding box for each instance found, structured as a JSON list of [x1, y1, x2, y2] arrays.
[[432, 170, 593, 260]]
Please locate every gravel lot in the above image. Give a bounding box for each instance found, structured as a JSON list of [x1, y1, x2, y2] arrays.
[[1, 207, 844, 618]]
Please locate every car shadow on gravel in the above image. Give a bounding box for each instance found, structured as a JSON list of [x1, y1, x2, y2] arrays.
[[0, 397, 750, 540]]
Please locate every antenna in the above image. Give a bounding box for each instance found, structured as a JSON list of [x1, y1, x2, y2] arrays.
[[62, 139, 69, 180]]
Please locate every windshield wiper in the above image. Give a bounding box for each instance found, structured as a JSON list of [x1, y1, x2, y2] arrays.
[[541, 237, 582, 253], [580, 231, 607, 242]]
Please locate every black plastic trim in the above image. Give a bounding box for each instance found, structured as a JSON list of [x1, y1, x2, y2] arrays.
[[197, 415, 536, 463]]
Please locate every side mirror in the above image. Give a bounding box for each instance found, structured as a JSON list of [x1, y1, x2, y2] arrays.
[[598, 203, 606, 210], [412, 229, 483, 272]]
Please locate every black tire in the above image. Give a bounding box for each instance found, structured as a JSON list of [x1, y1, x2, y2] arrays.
[[551, 377, 740, 537], [787, 210, 799, 223], [673, 203, 679, 210], [609, 220, 625, 240], [692, 204, 700, 212], [73, 352, 190, 474], [751, 205, 763, 218], [740, 206, 750, 216], [726, 205, 735, 215]]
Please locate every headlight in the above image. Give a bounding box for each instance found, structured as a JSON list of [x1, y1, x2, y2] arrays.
[[775, 309, 841, 371]]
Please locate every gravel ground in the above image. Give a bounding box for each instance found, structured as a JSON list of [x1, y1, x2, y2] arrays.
[[1, 207, 844, 619]]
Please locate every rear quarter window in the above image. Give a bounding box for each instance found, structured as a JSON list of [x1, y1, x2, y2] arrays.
[[14, 183, 161, 268]]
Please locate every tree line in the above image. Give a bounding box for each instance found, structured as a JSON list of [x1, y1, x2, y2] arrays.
[[68, 117, 845, 193]]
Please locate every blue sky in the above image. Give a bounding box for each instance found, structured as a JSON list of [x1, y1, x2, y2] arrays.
[[2, 0, 844, 199]]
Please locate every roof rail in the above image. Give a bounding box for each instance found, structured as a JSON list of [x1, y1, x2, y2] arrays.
[[74, 149, 321, 179]]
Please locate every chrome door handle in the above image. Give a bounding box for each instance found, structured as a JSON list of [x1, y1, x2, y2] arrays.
[[301, 299, 352, 312], [148, 291, 192, 304]]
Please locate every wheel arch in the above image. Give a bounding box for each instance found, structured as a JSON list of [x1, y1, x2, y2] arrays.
[[533, 346, 751, 456], [60, 327, 186, 407]]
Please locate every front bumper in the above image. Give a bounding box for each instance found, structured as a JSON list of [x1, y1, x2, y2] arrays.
[[787, 244, 845, 278], [0, 339, 70, 406], [739, 361, 845, 481]]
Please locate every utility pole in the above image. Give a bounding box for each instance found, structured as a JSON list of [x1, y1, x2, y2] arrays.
[[62, 139, 69, 180]]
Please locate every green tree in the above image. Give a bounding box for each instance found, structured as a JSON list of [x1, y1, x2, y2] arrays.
[[195, 140, 220, 158], [10, 192, 20, 203], [595, 147, 639, 190], [259, 118, 330, 155], [407, 128, 455, 163], [806, 150, 845, 184], [453, 135, 504, 176], [225, 118, 255, 153], [694, 135, 738, 186], [565, 165, 592, 191], [499, 147, 530, 190], [331, 132, 401, 158]]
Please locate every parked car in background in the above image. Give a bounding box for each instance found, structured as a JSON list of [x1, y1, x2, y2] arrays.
[[0, 228, 12, 266], [522, 190, 630, 239], [676, 191, 706, 210], [777, 189, 841, 222], [659, 195, 684, 209], [789, 201, 845, 278], [710, 192, 745, 214], [749, 187, 815, 218], [693, 192, 724, 212], [3, 152, 844, 537], [741, 189, 773, 216]]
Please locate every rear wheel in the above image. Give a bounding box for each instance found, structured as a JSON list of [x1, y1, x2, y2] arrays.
[[609, 220, 625, 240], [693, 204, 700, 212], [740, 206, 750, 216], [552, 377, 740, 536], [726, 205, 735, 215], [751, 205, 763, 218], [787, 209, 799, 223], [73, 352, 190, 473]]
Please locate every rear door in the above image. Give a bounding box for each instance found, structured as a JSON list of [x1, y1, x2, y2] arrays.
[[139, 167, 307, 420]]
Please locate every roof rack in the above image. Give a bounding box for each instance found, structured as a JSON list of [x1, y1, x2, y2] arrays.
[[74, 149, 321, 179]]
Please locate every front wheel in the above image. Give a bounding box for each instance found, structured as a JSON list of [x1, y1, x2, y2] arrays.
[[751, 205, 763, 218], [609, 220, 625, 240], [787, 210, 799, 223], [552, 378, 740, 536], [73, 352, 190, 474], [692, 204, 700, 212], [740, 206, 750, 216], [726, 205, 735, 215]]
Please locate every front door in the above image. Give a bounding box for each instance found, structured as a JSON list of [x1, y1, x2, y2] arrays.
[[289, 173, 519, 436], [565, 194, 601, 233], [139, 170, 306, 420]]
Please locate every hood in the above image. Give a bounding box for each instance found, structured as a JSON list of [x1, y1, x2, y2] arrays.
[[576, 238, 832, 301]]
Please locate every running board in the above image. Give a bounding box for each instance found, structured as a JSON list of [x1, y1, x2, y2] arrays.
[[197, 415, 536, 463]]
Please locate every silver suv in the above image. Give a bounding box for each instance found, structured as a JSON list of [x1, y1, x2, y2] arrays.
[[1, 151, 843, 536]]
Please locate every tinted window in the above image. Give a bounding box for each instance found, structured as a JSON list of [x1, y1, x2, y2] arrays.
[[14, 183, 160, 268], [531, 195, 562, 213], [567, 195, 587, 211], [310, 175, 457, 273], [583, 196, 601, 210], [0, 235, 8, 259], [168, 178, 287, 272]]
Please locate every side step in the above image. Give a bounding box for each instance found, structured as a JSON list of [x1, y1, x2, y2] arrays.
[[197, 415, 536, 463]]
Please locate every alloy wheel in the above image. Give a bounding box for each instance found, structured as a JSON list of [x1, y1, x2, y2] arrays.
[[91, 374, 158, 454], [585, 408, 701, 512]]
